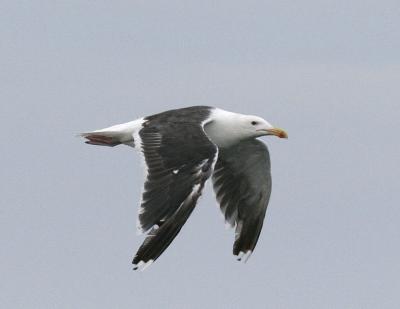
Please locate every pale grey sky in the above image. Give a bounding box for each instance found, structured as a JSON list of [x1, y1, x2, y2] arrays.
[[1, 1, 399, 308]]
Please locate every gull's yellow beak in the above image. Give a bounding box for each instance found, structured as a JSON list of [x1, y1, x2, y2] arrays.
[[266, 128, 288, 139]]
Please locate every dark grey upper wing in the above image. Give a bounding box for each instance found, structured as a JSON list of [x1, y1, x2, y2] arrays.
[[133, 108, 217, 269], [212, 139, 272, 260]]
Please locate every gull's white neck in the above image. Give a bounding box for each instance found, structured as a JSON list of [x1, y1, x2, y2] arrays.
[[204, 108, 247, 148]]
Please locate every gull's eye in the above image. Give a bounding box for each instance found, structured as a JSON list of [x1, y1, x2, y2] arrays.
[[251, 121, 258, 126]]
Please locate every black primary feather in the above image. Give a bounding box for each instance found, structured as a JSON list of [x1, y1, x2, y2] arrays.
[[133, 106, 217, 268]]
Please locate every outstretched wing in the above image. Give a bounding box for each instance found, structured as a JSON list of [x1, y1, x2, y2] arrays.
[[212, 139, 272, 261], [133, 108, 217, 269]]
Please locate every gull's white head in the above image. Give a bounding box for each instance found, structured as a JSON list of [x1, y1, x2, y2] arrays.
[[205, 109, 288, 148], [237, 114, 288, 139]]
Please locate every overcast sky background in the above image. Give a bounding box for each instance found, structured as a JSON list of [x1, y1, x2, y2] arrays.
[[1, 1, 399, 308]]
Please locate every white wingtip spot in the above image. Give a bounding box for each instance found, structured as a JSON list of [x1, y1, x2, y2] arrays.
[[133, 259, 154, 271], [236, 250, 253, 263], [243, 250, 253, 263]]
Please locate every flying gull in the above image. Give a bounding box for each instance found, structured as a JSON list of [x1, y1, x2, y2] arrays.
[[81, 106, 287, 270]]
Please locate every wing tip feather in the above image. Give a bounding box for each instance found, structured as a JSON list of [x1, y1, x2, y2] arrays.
[[133, 259, 154, 271], [235, 250, 253, 263]]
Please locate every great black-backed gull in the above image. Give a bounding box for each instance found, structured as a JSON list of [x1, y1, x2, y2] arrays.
[[81, 106, 287, 270]]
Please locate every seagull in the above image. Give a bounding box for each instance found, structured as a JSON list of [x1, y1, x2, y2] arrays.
[[81, 106, 287, 270]]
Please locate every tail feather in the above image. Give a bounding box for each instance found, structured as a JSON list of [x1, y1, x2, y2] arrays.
[[80, 119, 143, 148], [81, 132, 122, 147]]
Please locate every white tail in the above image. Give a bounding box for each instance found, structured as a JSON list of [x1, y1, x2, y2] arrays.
[[80, 118, 144, 147]]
